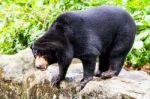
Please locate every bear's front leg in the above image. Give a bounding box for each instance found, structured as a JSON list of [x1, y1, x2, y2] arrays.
[[51, 64, 70, 86], [51, 51, 73, 87], [77, 55, 96, 91]]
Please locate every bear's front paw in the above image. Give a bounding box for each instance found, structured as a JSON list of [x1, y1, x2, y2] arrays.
[[76, 76, 93, 92], [51, 74, 61, 87]]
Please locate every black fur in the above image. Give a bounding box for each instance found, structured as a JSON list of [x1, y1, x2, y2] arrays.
[[31, 6, 136, 91]]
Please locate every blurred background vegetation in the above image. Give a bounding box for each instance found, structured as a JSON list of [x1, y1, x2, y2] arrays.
[[0, 0, 150, 67]]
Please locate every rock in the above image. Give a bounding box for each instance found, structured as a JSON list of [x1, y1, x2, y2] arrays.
[[0, 48, 150, 99]]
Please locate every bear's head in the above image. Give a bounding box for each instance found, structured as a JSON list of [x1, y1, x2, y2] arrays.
[[30, 19, 68, 70], [30, 39, 62, 71]]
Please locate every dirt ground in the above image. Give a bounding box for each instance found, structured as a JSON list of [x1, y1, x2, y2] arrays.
[[124, 64, 150, 74]]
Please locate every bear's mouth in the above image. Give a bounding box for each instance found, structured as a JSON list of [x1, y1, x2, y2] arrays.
[[35, 55, 49, 71], [36, 66, 48, 71], [38, 68, 47, 71]]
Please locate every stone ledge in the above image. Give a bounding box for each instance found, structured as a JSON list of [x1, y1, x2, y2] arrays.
[[0, 48, 150, 99]]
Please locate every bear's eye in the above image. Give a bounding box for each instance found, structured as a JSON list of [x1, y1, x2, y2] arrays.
[[33, 50, 38, 56], [33, 50, 41, 56]]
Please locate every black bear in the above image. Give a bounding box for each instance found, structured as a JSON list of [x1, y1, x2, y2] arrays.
[[30, 6, 136, 91]]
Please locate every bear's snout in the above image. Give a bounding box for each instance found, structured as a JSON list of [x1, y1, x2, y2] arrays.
[[35, 56, 49, 71]]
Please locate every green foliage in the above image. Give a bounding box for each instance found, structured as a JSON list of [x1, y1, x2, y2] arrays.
[[0, 0, 150, 66], [124, 0, 150, 66]]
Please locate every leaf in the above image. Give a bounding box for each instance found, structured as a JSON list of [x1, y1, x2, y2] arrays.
[[144, 15, 150, 23], [133, 40, 144, 50], [136, 29, 150, 40], [144, 35, 150, 50]]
